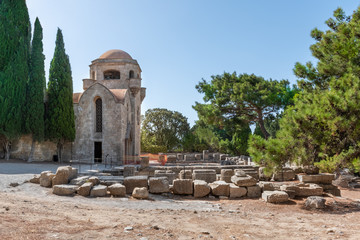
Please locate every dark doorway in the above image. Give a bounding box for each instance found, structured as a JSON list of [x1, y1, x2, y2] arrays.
[[94, 142, 102, 163]]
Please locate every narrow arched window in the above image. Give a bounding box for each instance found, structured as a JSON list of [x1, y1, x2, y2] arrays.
[[95, 98, 102, 132], [129, 70, 134, 79], [104, 70, 120, 80]]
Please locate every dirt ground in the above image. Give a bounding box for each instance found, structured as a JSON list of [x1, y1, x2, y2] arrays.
[[0, 161, 360, 240]]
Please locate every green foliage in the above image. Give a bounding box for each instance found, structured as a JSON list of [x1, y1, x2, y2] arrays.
[[0, 0, 31, 159], [25, 18, 45, 142], [141, 108, 190, 153], [46, 29, 75, 160]]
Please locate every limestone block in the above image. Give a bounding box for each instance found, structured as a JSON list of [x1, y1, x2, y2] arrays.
[[272, 168, 296, 181], [78, 182, 93, 197], [40, 171, 55, 188], [262, 191, 289, 203], [70, 176, 90, 186], [124, 176, 148, 194], [213, 153, 220, 161], [298, 174, 335, 184], [302, 165, 319, 175], [140, 156, 149, 168], [149, 177, 169, 194], [193, 180, 211, 198], [229, 183, 247, 198], [291, 166, 303, 174], [53, 184, 78, 196], [234, 169, 246, 177], [173, 179, 193, 195], [167, 155, 177, 164], [305, 196, 326, 209], [220, 169, 234, 183], [247, 185, 261, 198], [192, 169, 216, 183], [177, 153, 183, 161], [319, 184, 341, 196], [69, 167, 78, 180], [209, 181, 230, 197], [124, 166, 136, 177], [195, 154, 202, 160], [88, 176, 100, 186], [231, 175, 257, 187], [90, 185, 108, 197], [220, 154, 227, 161], [258, 182, 275, 191], [29, 175, 40, 184], [154, 170, 176, 184], [108, 183, 126, 197], [179, 170, 192, 180], [184, 155, 194, 161], [296, 184, 323, 197], [52, 166, 72, 186], [203, 150, 209, 160], [132, 187, 149, 199]]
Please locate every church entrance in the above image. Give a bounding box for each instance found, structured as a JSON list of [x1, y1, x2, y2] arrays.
[[94, 142, 102, 163]]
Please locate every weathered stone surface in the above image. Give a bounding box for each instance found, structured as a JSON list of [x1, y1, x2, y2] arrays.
[[192, 169, 216, 183], [193, 180, 211, 198], [140, 156, 149, 168], [305, 196, 326, 209], [259, 167, 270, 181], [132, 187, 149, 199], [333, 170, 354, 188], [88, 176, 100, 186], [124, 166, 136, 177], [297, 184, 323, 197], [124, 176, 148, 194], [231, 175, 257, 187], [229, 183, 247, 198], [209, 181, 230, 197], [40, 171, 55, 188], [177, 153, 183, 161], [272, 168, 295, 181], [195, 154, 202, 160], [108, 183, 126, 197], [167, 155, 177, 163], [179, 170, 192, 180], [29, 175, 40, 184], [149, 177, 169, 194], [262, 191, 289, 203], [154, 170, 176, 184], [69, 167, 78, 180], [298, 174, 335, 184], [173, 179, 193, 195], [53, 184, 78, 196], [70, 176, 90, 186], [78, 182, 93, 197], [247, 185, 261, 198], [90, 185, 108, 197], [52, 166, 71, 186], [184, 155, 194, 161], [203, 150, 209, 160], [303, 165, 319, 175], [220, 169, 234, 183], [258, 182, 275, 191], [291, 166, 303, 174], [234, 169, 246, 177]]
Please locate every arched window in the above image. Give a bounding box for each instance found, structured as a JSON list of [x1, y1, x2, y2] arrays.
[[95, 98, 102, 132], [103, 70, 120, 80], [129, 70, 134, 79]]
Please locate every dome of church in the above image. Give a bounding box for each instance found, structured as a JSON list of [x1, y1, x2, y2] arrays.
[[99, 49, 133, 60]]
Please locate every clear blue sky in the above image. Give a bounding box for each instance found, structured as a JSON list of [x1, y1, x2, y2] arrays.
[[26, 0, 360, 126]]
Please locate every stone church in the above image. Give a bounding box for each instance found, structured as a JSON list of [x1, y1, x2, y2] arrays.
[[9, 49, 146, 163]]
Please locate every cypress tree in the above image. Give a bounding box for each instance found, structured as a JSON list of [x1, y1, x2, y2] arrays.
[[25, 18, 46, 162], [0, 0, 31, 160], [46, 28, 75, 162]]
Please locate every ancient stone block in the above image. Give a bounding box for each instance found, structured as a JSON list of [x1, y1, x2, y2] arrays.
[[220, 154, 227, 161], [262, 191, 289, 203], [203, 150, 209, 160], [192, 169, 216, 183], [40, 171, 55, 188], [184, 155, 194, 161], [90, 185, 108, 197], [213, 153, 220, 161], [209, 181, 230, 197], [124, 176, 148, 194], [173, 179, 193, 195], [108, 183, 126, 197], [220, 169, 234, 183], [258, 182, 275, 191], [298, 174, 335, 184], [167, 155, 177, 164], [88, 176, 100, 186], [53, 184, 78, 196], [229, 183, 247, 198], [179, 170, 192, 180], [124, 166, 136, 177], [69, 167, 78, 180], [231, 175, 257, 187], [272, 168, 295, 181], [132, 187, 149, 199], [140, 156, 149, 168], [302, 165, 319, 175], [29, 175, 40, 184], [149, 177, 169, 194], [193, 180, 211, 198], [234, 169, 246, 177], [195, 154, 202, 160], [177, 153, 183, 161], [154, 170, 176, 184], [52, 166, 72, 186], [247, 185, 261, 198], [305, 196, 326, 209], [78, 182, 93, 197], [70, 176, 89, 186], [296, 184, 323, 197]]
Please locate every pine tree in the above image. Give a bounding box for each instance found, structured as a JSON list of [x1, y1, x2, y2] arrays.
[[25, 18, 46, 162], [0, 0, 31, 160], [46, 28, 75, 162]]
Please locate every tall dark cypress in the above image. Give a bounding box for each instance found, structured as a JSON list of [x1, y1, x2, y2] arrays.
[[0, 0, 31, 160], [25, 18, 45, 162], [46, 28, 75, 162]]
